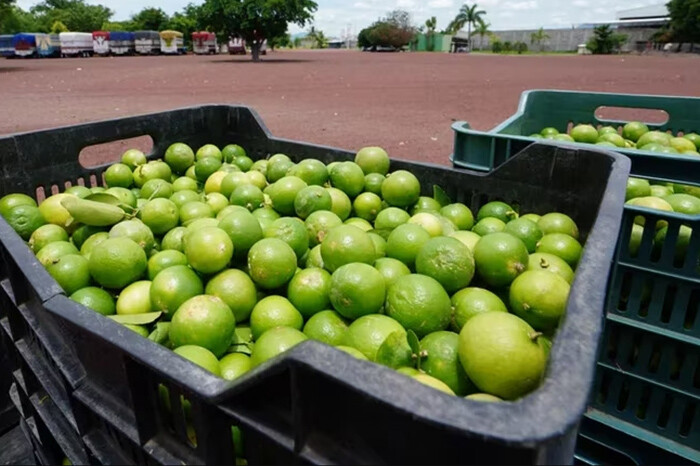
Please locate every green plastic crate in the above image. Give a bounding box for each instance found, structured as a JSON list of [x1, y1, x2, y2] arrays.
[[451, 90, 700, 185], [581, 203, 700, 464]]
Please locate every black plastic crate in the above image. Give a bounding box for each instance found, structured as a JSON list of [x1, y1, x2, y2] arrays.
[[0, 105, 630, 464]]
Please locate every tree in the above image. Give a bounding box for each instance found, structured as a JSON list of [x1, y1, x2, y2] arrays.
[[586, 24, 627, 54], [471, 21, 490, 50], [530, 27, 550, 51], [358, 9, 417, 50], [667, 0, 700, 45], [0, 6, 40, 34], [269, 33, 292, 49], [449, 3, 486, 51], [306, 26, 328, 48], [51, 20, 68, 32], [200, 0, 317, 61], [30, 0, 113, 32], [424, 16, 437, 51], [131, 7, 170, 31]]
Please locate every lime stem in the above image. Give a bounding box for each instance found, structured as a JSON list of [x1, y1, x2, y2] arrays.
[[529, 331, 543, 341]]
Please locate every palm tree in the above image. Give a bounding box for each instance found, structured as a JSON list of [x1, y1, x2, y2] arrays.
[[471, 21, 490, 50], [450, 3, 486, 51], [425, 16, 437, 51], [530, 27, 550, 52]]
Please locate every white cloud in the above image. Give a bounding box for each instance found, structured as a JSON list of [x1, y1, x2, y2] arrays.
[[427, 0, 455, 8], [503, 1, 538, 11]]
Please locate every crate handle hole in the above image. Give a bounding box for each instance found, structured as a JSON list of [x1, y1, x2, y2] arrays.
[[78, 135, 154, 169], [594, 106, 669, 126]]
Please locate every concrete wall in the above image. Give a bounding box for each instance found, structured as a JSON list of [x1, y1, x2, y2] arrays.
[[473, 27, 661, 52]]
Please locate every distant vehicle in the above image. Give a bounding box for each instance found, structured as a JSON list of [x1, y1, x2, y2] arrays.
[[12, 33, 37, 58], [110, 31, 135, 56], [228, 37, 246, 55], [92, 31, 109, 55], [0, 35, 13, 58], [135, 30, 160, 55], [35, 33, 61, 58], [160, 30, 185, 55], [362, 44, 398, 52], [59, 32, 93, 57], [193, 32, 217, 55]]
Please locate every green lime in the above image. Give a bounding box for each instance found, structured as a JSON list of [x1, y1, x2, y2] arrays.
[[304, 210, 343, 247], [70, 286, 116, 316], [196, 144, 223, 162], [628, 224, 644, 257], [171, 295, 236, 357], [150, 265, 203, 319], [305, 244, 324, 268], [219, 353, 251, 381], [374, 207, 410, 231], [570, 124, 599, 143], [326, 187, 352, 220], [663, 193, 700, 214], [465, 393, 503, 402], [352, 192, 382, 222], [161, 227, 187, 252], [203, 192, 229, 215], [47, 254, 91, 295], [0, 193, 36, 218], [218, 209, 263, 259], [330, 162, 365, 198], [375, 330, 412, 369], [265, 176, 308, 215], [420, 331, 474, 396], [233, 155, 254, 172], [266, 158, 295, 183], [364, 173, 385, 195], [472, 217, 506, 236], [374, 257, 411, 288], [510, 270, 570, 331], [381, 170, 420, 207], [165, 143, 196, 174], [303, 310, 348, 346], [287, 268, 332, 319], [637, 131, 671, 148], [79, 232, 109, 260], [504, 218, 543, 253], [343, 314, 405, 361], [88, 237, 147, 289], [147, 250, 188, 280], [451, 287, 507, 332], [251, 206, 281, 231], [203, 171, 228, 195], [105, 187, 137, 208], [355, 147, 390, 175], [344, 217, 373, 231], [368, 232, 386, 258], [537, 213, 579, 239], [247, 238, 297, 289], [104, 163, 134, 188], [184, 227, 233, 275], [36, 240, 79, 266], [449, 231, 481, 252], [329, 263, 386, 319], [180, 201, 215, 225], [39, 193, 73, 227], [385, 223, 431, 268], [412, 373, 455, 395], [109, 219, 155, 252], [473, 232, 529, 288], [264, 217, 309, 260], [294, 186, 332, 219], [650, 185, 673, 198], [216, 205, 248, 221], [230, 184, 265, 212], [541, 127, 559, 136], [336, 345, 368, 360], [527, 252, 575, 284], [29, 224, 69, 253], [536, 233, 583, 268], [124, 324, 149, 337], [287, 159, 328, 186], [222, 144, 247, 163], [251, 159, 268, 176], [220, 172, 250, 199], [170, 190, 201, 209], [415, 236, 474, 293], [5, 204, 46, 240], [440, 203, 474, 230], [116, 280, 153, 315], [458, 312, 546, 400], [64, 186, 92, 198], [195, 157, 223, 183], [174, 345, 221, 376], [477, 201, 518, 223], [121, 149, 147, 170], [141, 179, 173, 199], [205, 269, 258, 323], [250, 327, 307, 368], [140, 198, 179, 235], [320, 225, 376, 272], [411, 196, 442, 214], [172, 176, 199, 192], [133, 161, 171, 188], [250, 295, 303, 340], [385, 274, 451, 337], [598, 133, 626, 147]]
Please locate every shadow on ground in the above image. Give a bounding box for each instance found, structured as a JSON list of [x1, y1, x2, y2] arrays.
[[208, 58, 313, 64]]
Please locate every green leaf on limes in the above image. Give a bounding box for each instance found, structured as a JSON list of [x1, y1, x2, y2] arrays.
[[407, 330, 421, 356], [85, 192, 121, 205], [433, 185, 451, 207], [109, 311, 162, 326], [148, 322, 171, 345], [376, 331, 413, 369]]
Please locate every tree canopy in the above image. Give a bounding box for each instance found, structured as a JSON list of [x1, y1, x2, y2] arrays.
[[357, 9, 417, 50], [667, 0, 700, 44], [199, 0, 317, 60]]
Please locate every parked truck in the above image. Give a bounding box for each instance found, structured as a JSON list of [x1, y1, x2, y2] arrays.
[[135, 30, 160, 55], [60, 32, 93, 57], [192, 32, 217, 55], [110, 31, 135, 56]]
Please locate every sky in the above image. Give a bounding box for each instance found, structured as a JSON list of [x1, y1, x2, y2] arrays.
[[16, 0, 666, 38]]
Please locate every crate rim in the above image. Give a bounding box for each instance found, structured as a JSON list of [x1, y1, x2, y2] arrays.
[[2, 104, 631, 447]]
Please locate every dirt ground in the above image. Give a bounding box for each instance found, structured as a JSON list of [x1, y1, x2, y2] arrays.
[[1, 50, 699, 165]]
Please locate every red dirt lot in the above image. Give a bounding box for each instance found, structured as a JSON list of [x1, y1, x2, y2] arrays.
[[1, 50, 699, 165]]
